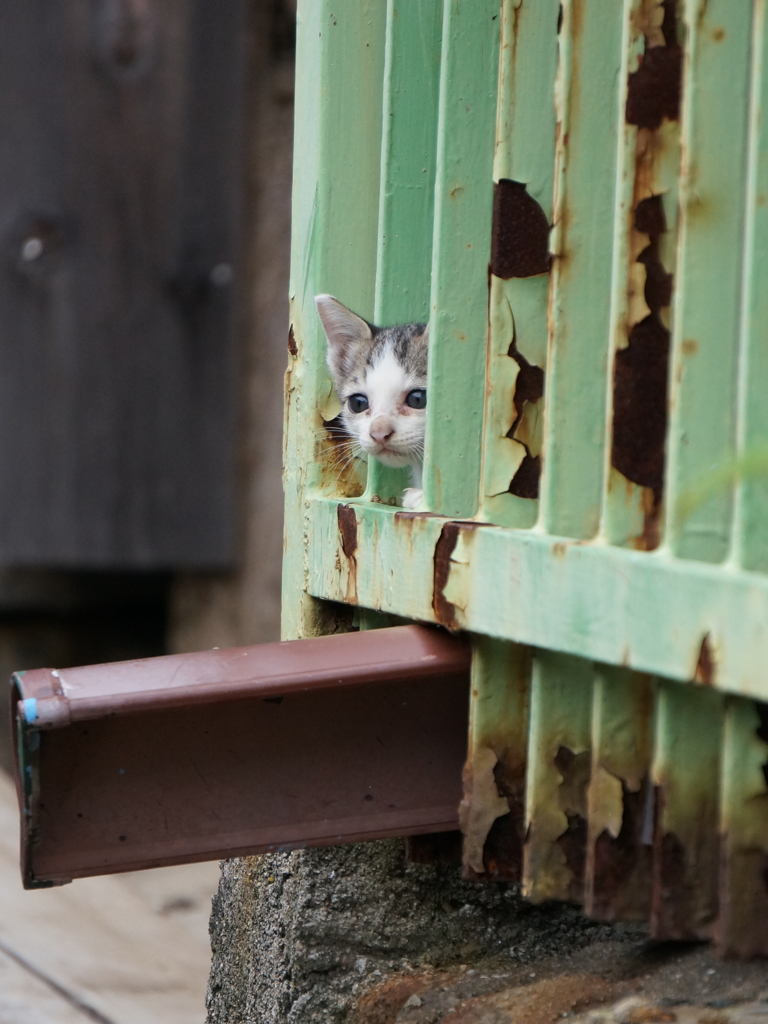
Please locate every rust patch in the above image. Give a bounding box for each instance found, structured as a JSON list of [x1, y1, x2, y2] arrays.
[[508, 352, 545, 427], [506, 326, 545, 499], [509, 454, 541, 499], [612, 1, 682, 540], [612, 195, 671, 508], [337, 504, 358, 602], [694, 633, 715, 685], [590, 776, 653, 922], [755, 702, 768, 790], [626, 0, 682, 130], [682, 338, 698, 356], [337, 504, 358, 559], [491, 179, 552, 279], [287, 325, 297, 355], [433, 523, 462, 630], [637, 483, 662, 552], [650, 784, 717, 941], [651, 825, 689, 939], [612, 313, 669, 501], [555, 745, 590, 900], [483, 754, 527, 881], [463, 746, 527, 883]]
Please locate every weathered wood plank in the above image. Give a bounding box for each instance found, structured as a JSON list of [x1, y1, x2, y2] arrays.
[[0, 0, 245, 567]]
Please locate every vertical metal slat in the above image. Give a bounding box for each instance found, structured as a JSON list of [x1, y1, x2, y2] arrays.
[[663, 0, 753, 564], [366, 0, 443, 504], [523, 651, 592, 904], [481, 0, 559, 529], [422, 0, 499, 519], [461, 636, 530, 881], [585, 666, 654, 922], [538, 0, 626, 540]]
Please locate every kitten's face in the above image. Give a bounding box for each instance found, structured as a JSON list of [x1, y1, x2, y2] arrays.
[[315, 295, 428, 468]]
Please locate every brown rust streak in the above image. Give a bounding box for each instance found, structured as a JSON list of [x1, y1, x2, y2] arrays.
[[626, 0, 682, 130], [694, 633, 715, 685], [337, 504, 358, 604], [491, 180, 551, 279], [555, 745, 591, 902], [483, 749, 528, 882], [590, 776, 653, 922], [503, 315, 545, 500], [432, 523, 462, 630], [610, 1, 682, 547], [287, 325, 297, 356], [651, 783, 719, 941], [432, 522, 485, 631]]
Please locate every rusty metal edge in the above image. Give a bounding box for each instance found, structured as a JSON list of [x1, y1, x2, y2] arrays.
[[10, 626, 469, 889], [13, 624, 470, 727]]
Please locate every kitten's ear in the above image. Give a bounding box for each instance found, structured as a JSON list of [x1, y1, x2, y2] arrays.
[[315, 294, 373, 380]]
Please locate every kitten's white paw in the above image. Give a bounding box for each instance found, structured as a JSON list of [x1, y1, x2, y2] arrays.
[[402, 487, 424, 510]]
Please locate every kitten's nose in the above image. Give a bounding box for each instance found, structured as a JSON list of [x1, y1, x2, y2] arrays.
[[369, 419, 395, 444]]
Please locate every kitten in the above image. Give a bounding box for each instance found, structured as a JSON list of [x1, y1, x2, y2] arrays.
[[315, 295, 428, 509]]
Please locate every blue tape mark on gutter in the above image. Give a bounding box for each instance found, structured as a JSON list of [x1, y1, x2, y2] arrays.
[[22, 698, 37, 724]]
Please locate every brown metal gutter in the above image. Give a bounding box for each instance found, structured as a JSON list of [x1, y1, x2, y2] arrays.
[[11, 625, 470, 889]]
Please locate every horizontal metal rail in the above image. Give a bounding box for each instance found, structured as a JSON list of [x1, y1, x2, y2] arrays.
[[308, 499, 768, 701], [10, 625, 470, 889]]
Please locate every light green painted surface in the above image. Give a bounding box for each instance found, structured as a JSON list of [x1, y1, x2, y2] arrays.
[[482, 0, 558, 528], [665, 0, 753, 563], [286, 0, 768, 949], [734, 0, 768, 573], [307, 496, 768, 702], [539, 0, 625, 539]]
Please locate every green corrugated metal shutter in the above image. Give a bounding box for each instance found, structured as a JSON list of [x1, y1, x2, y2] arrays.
[[284, 0, 768, 956]]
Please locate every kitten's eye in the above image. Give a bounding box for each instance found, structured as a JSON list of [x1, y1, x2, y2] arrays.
[[347, 393, 369, 413], [405, 389, 426, 410]]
